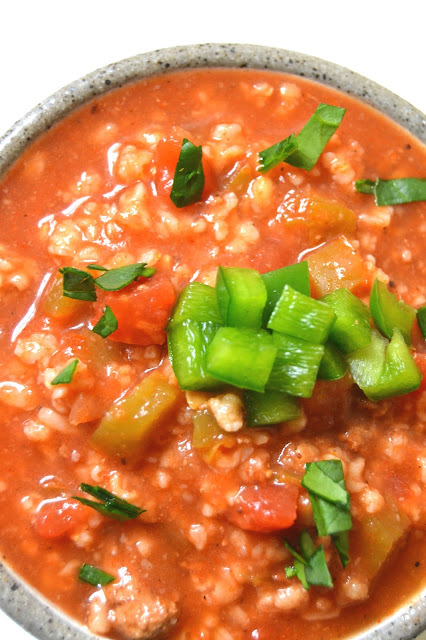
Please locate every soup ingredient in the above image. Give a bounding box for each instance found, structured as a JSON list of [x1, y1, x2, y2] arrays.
[[72, 483, 145, 521], [78, 563, 115, 586], [51, 358, 79, 385], [369, 278, 417, 344], [170, 138, 205, 207], [356, 177, 426, 205], [92, 306, 118, 339]]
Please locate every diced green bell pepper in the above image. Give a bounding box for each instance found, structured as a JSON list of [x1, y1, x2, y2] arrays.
[[216, 266, 267, 329], [268, 285, 335, 344], [370, 278, 417, 345], [348, 328, 421, 401], [167, 282, 222, 328], [91, 372, 180, 462], [267, 333, 324, 398], [261, 261, 310, 326], [205, 326, 277, 392], [167, 320, 220, 390], [244, 389, 301, 427], [317, 342, 348, 381], [322, 288, 371, 353], [418, 305, 426, 339]]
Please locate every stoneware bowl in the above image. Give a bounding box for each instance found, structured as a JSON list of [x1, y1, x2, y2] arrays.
[[0, 43, 425, 640]]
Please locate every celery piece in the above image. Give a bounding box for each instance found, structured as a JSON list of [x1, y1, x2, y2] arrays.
[[167, 320, 220, 390], [268, 285, 335, 344], [206, 327, 277, 392], [244, 389, 301, 427], [370, 278, 417, 345], [261, 261, 310, 327], [322, 288, 371, 353], [216, 266, 267, 329], [167, 282, 222, 329], [318, 342, 348, 380], [348, 328, 421, 401], [91, 372, 180, 462], [267, 333, 324, 398]]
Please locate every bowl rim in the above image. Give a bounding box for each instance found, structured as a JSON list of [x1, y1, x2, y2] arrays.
[[0, 42, 425, 640]]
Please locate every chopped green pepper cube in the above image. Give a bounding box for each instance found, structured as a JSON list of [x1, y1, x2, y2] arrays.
[[369, 278, 417, 345], [216, 266, 267, 329], [418, 306, 426, 339], [318, 342, 348, 381], [261, 261, 310, 327], [267, 285, 335, 344], [322, 288, 371, 353], [167, 282, 222, 328], [348, 328, 421, 401], [267, 333, 324, 398], [244, 389, 301, 427], [205, 327, 277, 392], [167, 320, 220, 390]]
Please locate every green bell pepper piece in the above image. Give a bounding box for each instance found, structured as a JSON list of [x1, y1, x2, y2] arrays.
[[167, 320, 220, 390], [167, 282, 222, 328], [205, 326, 277, 392], [318, 342, 348, 381], [369, 278, 417, 345], [418, 305, 426, 339], [348, 328, 421, 401], [268, 285, 335, 344], [244, 389, 301, 427], [261, 261, 310, 327], [322, 288, 371, 353], [216, 266, 267, 329], [267, 333, 324, 398]]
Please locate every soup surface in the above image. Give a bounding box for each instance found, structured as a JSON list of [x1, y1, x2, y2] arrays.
[[0, 68, 425, 640]]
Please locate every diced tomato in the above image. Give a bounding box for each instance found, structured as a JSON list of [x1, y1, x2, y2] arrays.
[[226, 483, 299, 533], [154, 131, 216, 200], [34, 499, 90, 539], [95, 273, 176, 346]]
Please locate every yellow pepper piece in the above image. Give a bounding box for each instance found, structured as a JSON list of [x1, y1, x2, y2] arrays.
[[91, 372, 180, 463], [307, 195, 356, 244], [43, 273, 87, 321]]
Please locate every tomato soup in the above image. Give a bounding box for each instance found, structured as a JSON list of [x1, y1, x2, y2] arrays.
[[0, 68, 425, 640]]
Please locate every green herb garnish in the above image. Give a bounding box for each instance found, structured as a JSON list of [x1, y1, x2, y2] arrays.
[[59, 267, 97, 301], [170, 138, 205, 207], [304, 460, 352, 537], [51, 359, 79, 385], [285, 530, 333, 589], [94, 263, 156, 291], [302, 460, 350, 507], [92, 305, 118, 338], [356, 177, 426, 205], [72, 483, 145, 521], [78, 563, 115, 586], [259, 104, 345, 172]]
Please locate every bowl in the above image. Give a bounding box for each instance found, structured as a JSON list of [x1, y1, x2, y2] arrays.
[[0, 43, 425, 640]]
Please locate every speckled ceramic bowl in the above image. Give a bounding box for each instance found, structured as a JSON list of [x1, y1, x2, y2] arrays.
[[0, 43, 425, 640]]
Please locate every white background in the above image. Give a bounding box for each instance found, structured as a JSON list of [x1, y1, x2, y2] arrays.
[[0, 1, 425, 638]]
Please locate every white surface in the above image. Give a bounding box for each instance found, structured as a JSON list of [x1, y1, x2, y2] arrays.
[[0, 1, 424, 638]]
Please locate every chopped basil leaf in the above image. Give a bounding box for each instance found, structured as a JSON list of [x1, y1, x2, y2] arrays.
[[302, 461, 350, 507], [170, 138, 205, 208], [87, 264, 108, 272], [303, 460, 352, 537], [285, 530, 333, 589], [333, 531, 350, 568], [92, 305, 118, 339], [51, 359, 79, 385], [72, 483, 145, 521], [355, 179, 375, 195], [258, 133, 298, 173], [94, 263, 156, 291], [59, 267, 97, 301], [287, 103, 346, 171], [356, 177, 426, 205], [78, 563, 115, 586], [418, 306, 426, 339]]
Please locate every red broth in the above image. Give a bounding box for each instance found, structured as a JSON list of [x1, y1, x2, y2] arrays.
[[0, 68, 425, 640]]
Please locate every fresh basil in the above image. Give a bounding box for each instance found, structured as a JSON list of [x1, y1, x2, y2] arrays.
[[170, 138, 205, 208], [332, 530, 350, 568], [92, 305, 118, 339], [78, 563, 115, 586], [302, 461, 350, 507], [94, 263, 156, 291], [87, 264, 108, 272], [72, 483, 145, 521], [356, 177, 426, 205], [305, 460, 352, 536], [51, 359, 79, 385], [258, 133, 298, 173], [418, 306, 426, 339], [285, 530, 333, 589], [59, 267, 97, 301]]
